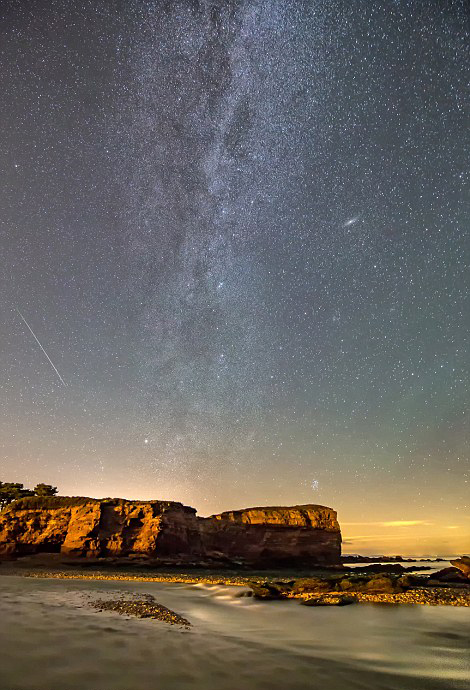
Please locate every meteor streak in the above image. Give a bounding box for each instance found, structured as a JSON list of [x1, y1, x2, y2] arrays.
[[16, 309, 67, 387]]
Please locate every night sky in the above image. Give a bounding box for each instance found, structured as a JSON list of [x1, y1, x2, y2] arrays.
[[1, 1, 468, 555]]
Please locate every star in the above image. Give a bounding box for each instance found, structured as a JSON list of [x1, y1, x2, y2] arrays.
[[0, 0, 467, 556]]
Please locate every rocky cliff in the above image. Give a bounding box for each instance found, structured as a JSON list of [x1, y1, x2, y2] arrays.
[[0, 497, 341, 567], [202, 505, 341, 566]]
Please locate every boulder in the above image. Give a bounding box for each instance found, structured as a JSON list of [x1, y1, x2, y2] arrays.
[[336, 574, 404, 593], [0, 542, 16, 559], [396, 574, 422, 589], [302, 595, 355, 607], [364, 575, 399, 593], [450, 557, 470, 579], [249, 582, 290, 600], [338, 578, 356, 591], [292, 577, 335, 594], [428, 567, 469, 584]]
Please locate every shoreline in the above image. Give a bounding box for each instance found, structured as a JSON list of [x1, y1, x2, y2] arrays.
[[1, 567, 469, 607]]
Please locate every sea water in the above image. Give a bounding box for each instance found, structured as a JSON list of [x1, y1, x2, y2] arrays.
[[0, 574, 468, 690]]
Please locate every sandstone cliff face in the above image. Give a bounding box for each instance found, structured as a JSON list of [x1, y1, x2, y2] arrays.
[[211, 505, 339, 529], [0, 498, 341, 566], [201, 505, 341, 566], [0, 499, 200, 559]]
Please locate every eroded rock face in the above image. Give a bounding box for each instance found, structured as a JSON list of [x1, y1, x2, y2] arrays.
[[0, 498, 341, 566], [0, 499, 200, 560], [201, 505, 341, 566], [0, 505, 73, 555]]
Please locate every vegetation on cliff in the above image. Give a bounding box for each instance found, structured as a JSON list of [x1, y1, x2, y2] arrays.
[[0, 482, 58, 510], [2, 496, 95, 512], [0, 484, 195, 515]]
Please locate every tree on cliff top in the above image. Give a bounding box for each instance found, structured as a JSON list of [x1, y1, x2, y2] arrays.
[[0, 482, 34, 510], [33, 483, 58, 497], [0, 481, 58, 509]]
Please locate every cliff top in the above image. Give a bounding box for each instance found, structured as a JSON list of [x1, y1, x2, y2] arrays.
[[1, 496, 193, 514], [209, 504, 340, 531], [211, 504, 336, 516], [1, 497, 338, 528]]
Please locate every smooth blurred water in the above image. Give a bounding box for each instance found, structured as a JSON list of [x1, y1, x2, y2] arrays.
[[0, 575, 468, 690]]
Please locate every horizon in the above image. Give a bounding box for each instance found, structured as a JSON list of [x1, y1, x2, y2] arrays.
[[3, 481, 468, 557]]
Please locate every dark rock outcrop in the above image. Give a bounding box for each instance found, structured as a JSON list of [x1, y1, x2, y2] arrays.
[[249, 571, 415, 599], [428, 566, 469, 585], [351, 563, 406, 574], [341, 555, 444, 564], [301, 595, 355, 606], [450, 557, 470, 579], [0, 498, 341, 567]]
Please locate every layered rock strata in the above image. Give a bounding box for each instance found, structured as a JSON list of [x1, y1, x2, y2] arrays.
[[200, 505, 341, 566], [0, 497, 341, 567]]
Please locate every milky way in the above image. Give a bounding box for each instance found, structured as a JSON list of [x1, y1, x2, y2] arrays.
[[122, 2, 332, 481], [0, 1, 468, 553]]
